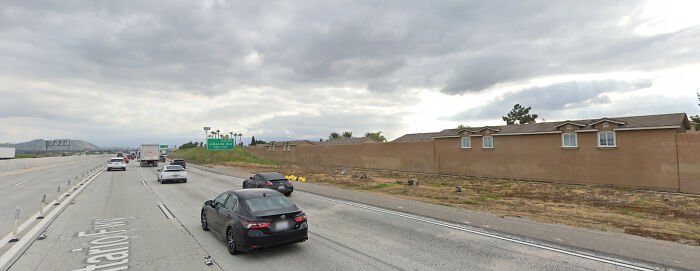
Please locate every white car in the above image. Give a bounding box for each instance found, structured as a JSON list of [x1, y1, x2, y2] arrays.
[[107, 158, 126, 171], [157, 165, 187, 184]]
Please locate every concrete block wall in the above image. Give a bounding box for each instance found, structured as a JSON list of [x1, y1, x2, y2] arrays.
[[247, 130, 700, 194]]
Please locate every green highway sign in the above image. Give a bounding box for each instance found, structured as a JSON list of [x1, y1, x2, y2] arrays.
[[160, 145, 168, 148], [207, 139, 235, 150]]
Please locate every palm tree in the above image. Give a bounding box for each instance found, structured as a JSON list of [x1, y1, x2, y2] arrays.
[[364, 131, 387, 142]]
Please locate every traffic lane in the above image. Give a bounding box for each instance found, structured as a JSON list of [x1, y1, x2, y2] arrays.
[[10, 162, 213, 271], [0, 158, 106, 235], [139, 166, 410, 270], [143, 167, 630, 271]]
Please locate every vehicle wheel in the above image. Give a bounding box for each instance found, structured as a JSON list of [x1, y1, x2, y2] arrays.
[[242, 181, 247, 188], [284, 192, 292, 196], [201, 211, 209, 231], [226, 227, 239, 255], [107, 168, 111, 171], [183, 179, 187, 183]]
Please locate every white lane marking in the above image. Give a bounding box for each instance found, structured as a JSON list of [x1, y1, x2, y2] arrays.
[[157, 203, 174, 219], [141, 180, 145, 186], [71, 248, 83, 252], [297, 191, 657, 271], [13, 180, 30, 186], [74, 218, 133, 271]]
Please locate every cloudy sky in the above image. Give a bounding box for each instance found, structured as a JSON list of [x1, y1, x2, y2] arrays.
[[1, 0, 699, 147]]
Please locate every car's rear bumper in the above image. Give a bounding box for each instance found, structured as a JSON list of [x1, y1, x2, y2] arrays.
[[162, 178, 187, 182], [275, 186, 294, 194], [242, 226, 308, 251]]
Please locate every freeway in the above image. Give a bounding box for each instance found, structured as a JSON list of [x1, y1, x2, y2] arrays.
[[4, 162, 662, 270], [0, 157, 106, 235]]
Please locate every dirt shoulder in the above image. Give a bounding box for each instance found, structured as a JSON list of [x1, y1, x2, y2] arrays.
[[214, 161, 700, 247]]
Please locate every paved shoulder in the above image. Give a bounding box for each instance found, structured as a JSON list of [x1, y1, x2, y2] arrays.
[[10, 165, 215, 271]]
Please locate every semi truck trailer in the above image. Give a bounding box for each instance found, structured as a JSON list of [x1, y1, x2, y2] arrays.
[[139, 144, 160, 167], [0, 147, 15, 160]]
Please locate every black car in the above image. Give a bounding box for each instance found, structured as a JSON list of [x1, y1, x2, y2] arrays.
[[159, 155, 166, 162], [201, 189, 308, 254], [170, 159, 186, 169], [243, 172, 294, 196]]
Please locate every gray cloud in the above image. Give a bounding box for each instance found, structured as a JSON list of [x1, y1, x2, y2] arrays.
[[250, 109, 407, 142], [1, 0, 699, 95], [0, 1, 698, 146], [449, 79, 654, 121]]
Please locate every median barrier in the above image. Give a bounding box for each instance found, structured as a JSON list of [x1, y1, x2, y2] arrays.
[[0, 155, 106, 172]]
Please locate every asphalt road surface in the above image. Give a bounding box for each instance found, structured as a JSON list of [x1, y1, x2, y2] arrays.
[[0, 157, 106, 235], [7, 162, 660, 270]]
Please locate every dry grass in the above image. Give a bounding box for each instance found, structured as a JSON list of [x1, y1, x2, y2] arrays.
[[219, 161, 700, 246]]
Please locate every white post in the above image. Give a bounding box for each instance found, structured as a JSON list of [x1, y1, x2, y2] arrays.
[[10, 207, 20, 242], [38, 194, 46, 219], [54, 185, 61, 205]]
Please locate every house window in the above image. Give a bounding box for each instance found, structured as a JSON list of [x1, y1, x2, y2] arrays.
[[482, 136, 493, 148], [461, 137, 471, 148], [602, 122, 609, 128], [598, 132, 616, 147], [562, 133, 577, 147]]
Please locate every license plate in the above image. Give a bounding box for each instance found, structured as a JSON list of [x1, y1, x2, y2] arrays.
[[172, 174, 180, 177], [274, 221, 291, 231]]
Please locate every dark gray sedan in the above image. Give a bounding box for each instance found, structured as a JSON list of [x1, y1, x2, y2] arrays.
[[201, 189, 308, 254], [242, 172, 294, 196]]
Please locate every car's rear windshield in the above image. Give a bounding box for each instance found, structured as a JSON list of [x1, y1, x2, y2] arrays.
[[245, 196, 295, 213], [165, 166, 184, 171], [173, 160, 185, 163], [109, 159, 123, 162], [173, 159, 185, 162]]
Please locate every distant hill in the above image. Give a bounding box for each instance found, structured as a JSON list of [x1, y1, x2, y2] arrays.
[[0, 139, 102, 153]]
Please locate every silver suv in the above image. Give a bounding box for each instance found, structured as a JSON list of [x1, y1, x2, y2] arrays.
[[107, 158, 126, 171]]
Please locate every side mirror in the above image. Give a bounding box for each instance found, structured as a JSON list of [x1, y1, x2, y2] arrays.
[[205, 200, 213, 207]]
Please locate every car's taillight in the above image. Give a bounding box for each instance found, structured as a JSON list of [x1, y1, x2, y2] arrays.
[[287, 179, 292, 184], [265, 180, 273, 186], [242, 220, 270, 229], [294, 213, 306, 222]]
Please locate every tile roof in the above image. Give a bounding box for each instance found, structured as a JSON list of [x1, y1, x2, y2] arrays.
[[392, 113, 689, 141]]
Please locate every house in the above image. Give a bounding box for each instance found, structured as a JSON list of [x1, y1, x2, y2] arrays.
[[395, 113, 690, 149]]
